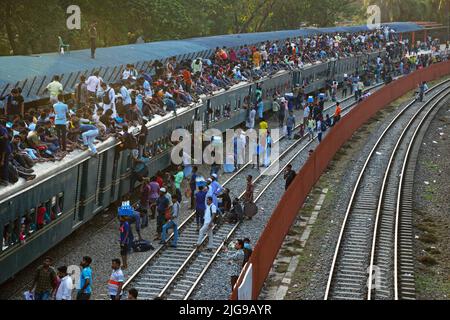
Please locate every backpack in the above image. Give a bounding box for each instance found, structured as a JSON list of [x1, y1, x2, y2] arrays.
[[103, 89, 112, 105], [132, 240, 154, 253], [321, 122, 327, 132]]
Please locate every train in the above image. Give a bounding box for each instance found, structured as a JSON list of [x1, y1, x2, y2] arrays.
[[0, 22, 423, 285]]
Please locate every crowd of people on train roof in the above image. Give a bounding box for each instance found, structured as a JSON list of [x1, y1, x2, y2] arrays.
[[0, 27, 445, 187]]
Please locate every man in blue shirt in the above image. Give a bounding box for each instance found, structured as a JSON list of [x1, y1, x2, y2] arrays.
[[80, 124, 99, 156], [189, 166, 199, 210], [120, 216, 133, 269], [155, 188, 170, 240], [53, 94, 69, 152], [120, 82, 132, 107], [195, 186, 207, 231], [141, 77, 153, 98], [77, 256, 93, 300], [130, 150, 150, 191]]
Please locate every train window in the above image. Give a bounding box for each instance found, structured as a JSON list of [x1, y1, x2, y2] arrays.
[[2, 223, 11, 251], [44, 199, 54, 223], [28, 208, 37, 235], [51, 196, 58, 220], [37, 203, 47, 230], [19, 215, 27, 243], [58, 193, 64, 214], [11, 219, 20, 246]]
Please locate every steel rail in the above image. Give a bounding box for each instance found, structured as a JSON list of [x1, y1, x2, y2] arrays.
[[393, 89, 449, 300], [324, 79, 450, 300], [182, 85, 385, 300], [122, 82, 385, 298], [367, 87, 450, 300]]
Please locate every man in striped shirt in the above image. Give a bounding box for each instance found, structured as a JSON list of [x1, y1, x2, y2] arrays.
[[108, 259, 125, 300]]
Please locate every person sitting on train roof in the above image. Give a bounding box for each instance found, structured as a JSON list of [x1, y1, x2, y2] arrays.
[[0, 29, 442, 189]]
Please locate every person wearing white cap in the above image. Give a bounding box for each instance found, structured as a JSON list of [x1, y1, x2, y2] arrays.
[[208, 174, 223, 208]]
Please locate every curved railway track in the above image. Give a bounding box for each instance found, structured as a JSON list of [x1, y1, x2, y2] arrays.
[[324, 80, 450, 301], [122, 84, 384, 300]]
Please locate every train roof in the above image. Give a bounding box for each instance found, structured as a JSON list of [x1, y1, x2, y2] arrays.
[[0, 22, 422, 101]]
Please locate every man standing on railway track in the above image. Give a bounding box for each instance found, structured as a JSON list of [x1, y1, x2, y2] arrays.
[[30, 257, 57, 301], [286, 111, 296, 140], [119, 215, 132, 270], [196, 196, 217, 251], [77, 256, 93, 300], [174, 166, 184, 203], [55, 266, 73, 301], [195, 185, 207, 231], [108, 259, 125, 300], [189, 166, 199, 210], [155, 188, 170, 241], [223, 239, 245, 290]]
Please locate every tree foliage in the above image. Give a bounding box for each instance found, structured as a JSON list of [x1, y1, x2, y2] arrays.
[[0, 0, 447, 56]]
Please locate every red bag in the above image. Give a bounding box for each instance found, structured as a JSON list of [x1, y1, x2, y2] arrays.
[[165, 208, 172, 221], [37, 146, 47, 152]]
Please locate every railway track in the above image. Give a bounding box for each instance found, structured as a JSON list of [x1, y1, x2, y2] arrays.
[[122, 84, 384, 300], [324, 80, 450, 301]]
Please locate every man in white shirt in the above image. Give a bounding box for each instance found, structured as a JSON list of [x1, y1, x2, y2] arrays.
[[100, 82, 117, 116], [196, 197, 217, 251], [236, 129, 247, 167], [55, 266, 73, 300], [86, 71, 101, 98], [44, 76, 64, 104], [138, 77, 153, 98], [246, 108, 256, 130], [122, 65, 132, 81], [191, 58, 203, 75], [120, 82, 133, 106]]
